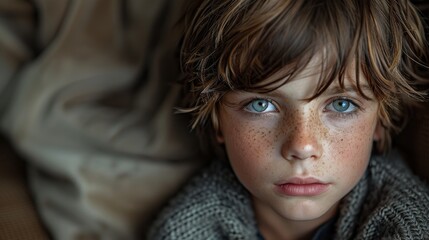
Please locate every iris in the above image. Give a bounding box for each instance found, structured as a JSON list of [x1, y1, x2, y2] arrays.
[[251, 99, 269, 112], [332, 99, 350, 112]]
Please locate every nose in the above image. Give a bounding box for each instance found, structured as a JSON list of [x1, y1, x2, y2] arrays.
[[281, 114, 322, 161]]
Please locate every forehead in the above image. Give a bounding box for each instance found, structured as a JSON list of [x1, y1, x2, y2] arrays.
[[248, 54, 373, 100]]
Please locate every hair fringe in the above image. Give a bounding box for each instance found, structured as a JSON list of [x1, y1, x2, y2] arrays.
[[180, 0, 429, 155]]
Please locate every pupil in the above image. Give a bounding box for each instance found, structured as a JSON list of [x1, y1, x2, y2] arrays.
[[335, 100, 349, 112], [253, 100, 268, 112]]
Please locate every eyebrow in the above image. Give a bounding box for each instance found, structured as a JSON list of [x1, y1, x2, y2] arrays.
[[258, 84, 375, 103], [323, 84, 373, 96]]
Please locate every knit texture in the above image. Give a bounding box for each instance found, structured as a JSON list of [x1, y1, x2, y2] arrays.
[[148, 152, 429, 240]]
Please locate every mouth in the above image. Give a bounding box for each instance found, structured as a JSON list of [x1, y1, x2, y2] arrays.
[[275, 177, 330, 196]]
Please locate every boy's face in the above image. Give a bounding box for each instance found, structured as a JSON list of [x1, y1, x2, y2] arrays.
[[217, 62, 382, 228]]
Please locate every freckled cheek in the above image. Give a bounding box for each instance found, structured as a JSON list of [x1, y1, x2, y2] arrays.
[[222, 121, 277, 175], [326, 121, 376, 182]]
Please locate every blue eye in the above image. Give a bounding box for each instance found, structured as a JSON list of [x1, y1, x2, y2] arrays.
[[327, 99, 357, 113], [245, 99, 277, 113]]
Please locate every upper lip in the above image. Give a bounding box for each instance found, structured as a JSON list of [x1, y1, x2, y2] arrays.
[[276, 177, 327, 185]]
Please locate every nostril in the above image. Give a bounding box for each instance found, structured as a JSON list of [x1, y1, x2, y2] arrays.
[[283, 141, 322, 161], [287, 153, 316, 161]]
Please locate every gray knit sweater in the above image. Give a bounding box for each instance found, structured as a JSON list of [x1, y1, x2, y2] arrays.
[[148, 153, 429, 239]]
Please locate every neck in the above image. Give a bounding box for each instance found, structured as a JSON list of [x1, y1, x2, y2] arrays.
[[253, 198, 338, 240]]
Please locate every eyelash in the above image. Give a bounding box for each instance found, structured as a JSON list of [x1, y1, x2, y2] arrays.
[[242, 97, 362, 118], [243, 98, 278, 114], [325, 97, 361, 119]]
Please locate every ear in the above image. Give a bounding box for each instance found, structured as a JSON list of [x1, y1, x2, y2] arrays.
[[373, 121, 384, 141], [216, 127, 225, 143]]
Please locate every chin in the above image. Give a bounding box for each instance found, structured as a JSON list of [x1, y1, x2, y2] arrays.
[[276, 201, 336, 222], [280, 210, 325, 221]]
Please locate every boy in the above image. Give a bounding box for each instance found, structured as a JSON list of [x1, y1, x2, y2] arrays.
[[149, 0, 429, 239]]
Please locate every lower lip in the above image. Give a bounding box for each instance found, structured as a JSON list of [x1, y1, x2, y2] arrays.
[[276, 183, 329, 196]]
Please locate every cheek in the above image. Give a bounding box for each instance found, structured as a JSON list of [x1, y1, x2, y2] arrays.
[[326, 118, 377, 182], [221, 118, 277, 180]]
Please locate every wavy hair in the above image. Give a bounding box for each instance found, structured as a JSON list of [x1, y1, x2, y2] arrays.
[[181, 0, 428, 154]]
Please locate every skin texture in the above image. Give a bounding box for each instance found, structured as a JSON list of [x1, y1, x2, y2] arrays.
[[217, 63, 383, 240]]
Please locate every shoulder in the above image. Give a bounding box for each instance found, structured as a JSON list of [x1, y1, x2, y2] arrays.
[[360, 151, 429, 238], [147, 160, 258, 240], [368, 151, 429, 201]]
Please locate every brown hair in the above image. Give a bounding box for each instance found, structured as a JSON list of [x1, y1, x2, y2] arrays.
[[180, 0, 428, 154]]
